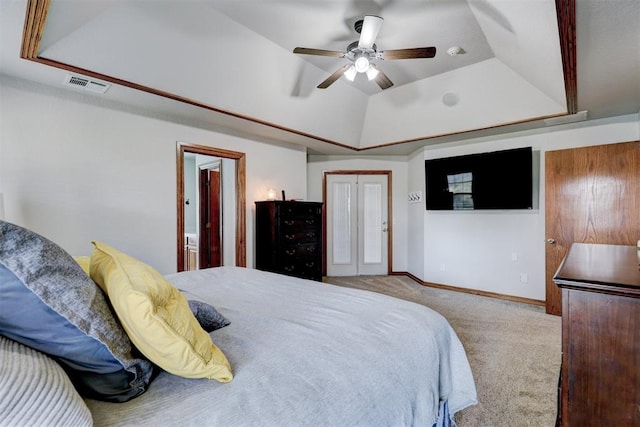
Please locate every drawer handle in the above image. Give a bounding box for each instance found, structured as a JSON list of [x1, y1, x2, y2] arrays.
[[284, 220, 295, 226], [305, 262, 315, 268], [305, 219, 315, 225], [306, 232, 315, 238], [285, 234, 295, 240], [307, 247, 316, 253], [285, 249, 296, 255], [284, 266, 295, 272]]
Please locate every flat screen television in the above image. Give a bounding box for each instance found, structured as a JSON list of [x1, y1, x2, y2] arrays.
[[425, 147, 533, 210]]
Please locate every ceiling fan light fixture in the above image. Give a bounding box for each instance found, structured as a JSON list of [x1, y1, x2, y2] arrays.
[[294, 15, 433, 90], [344, 65, 357, 82], [366, 66, 379, 81], [354, 56, 370, 73]]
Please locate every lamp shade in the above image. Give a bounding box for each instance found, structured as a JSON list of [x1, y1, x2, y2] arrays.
[[354, 56, 369, 73], [366, 66, 379, 81], [344, 66, 357, 82]]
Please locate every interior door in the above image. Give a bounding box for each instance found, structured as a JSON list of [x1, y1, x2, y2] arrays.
[[326, 175, 358, 276], [545, 140, 640, 315], [326, 173, 389, 276], [357, 175, 389, 275], [199, 168, 222, 269]]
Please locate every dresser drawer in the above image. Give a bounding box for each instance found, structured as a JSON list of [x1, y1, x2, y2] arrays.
[[281, 229, 320, 243], [281, 217, 320, 229], [282, 243, 320, 258], [277, 203, 322, 218], [281, 259, 321, 280]]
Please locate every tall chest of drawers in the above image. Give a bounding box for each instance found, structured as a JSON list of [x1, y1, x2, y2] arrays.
[[255, 201, 323, 281]]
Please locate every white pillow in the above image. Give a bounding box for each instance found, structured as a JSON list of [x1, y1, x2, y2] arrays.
[[0, 335, 93, 426]]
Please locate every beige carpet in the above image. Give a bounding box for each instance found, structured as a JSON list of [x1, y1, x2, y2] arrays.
[[324, 275, 562, 427]]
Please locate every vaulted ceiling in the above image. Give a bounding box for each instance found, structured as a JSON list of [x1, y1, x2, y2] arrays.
[[2, 0, 639, 155]]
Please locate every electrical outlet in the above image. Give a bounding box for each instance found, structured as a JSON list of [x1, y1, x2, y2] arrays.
[[511, 252, 518, 261], [520, 273, 528, 283], [440, 263, 446, 271]]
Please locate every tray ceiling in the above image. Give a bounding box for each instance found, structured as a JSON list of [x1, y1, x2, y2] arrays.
[[3, 0, 638, 154]]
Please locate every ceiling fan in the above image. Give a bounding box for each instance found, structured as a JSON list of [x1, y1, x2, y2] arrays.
[[293, 15, 436, 90]]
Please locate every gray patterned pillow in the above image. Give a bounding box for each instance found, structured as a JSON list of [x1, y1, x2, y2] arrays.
[[0, 335, 93, 426], [188, 300, 231, 332], [0, 221, 154, 402]]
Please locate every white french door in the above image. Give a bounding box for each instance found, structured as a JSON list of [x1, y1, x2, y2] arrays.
[[326, 173, 389, 276]]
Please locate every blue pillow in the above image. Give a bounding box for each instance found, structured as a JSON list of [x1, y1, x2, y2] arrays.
[[0, 221, 154, 402]]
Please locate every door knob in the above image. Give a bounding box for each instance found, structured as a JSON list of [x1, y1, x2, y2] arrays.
[[546, 238, 556, 244]]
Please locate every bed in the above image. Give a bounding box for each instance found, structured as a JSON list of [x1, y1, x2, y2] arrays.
[[0, 220, 476, 427], [85, 266, 477, 426]]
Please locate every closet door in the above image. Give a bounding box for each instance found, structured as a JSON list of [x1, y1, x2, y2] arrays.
[[326, 175, 358, 276], [326, 174, 389, 276]]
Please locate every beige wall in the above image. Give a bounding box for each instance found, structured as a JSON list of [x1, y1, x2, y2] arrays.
[[416, 115, 640, 301], [2, 74, 638, 301], [306, 155, 410, 272], [307, 115, 639, 301], [0, 76, 308, 273]]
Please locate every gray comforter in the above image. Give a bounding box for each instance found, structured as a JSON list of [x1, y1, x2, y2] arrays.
[[86, 267, 477, 426]]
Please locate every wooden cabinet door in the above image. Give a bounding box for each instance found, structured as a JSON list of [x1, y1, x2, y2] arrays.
[[545, 140, 640, 315]]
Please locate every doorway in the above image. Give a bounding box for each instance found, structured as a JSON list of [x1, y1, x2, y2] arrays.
[[176, 142, 246, 271], [323, 171, 392, 276]]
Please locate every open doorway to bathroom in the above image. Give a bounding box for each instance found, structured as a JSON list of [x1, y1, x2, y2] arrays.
[[176, 142, 246, 271]]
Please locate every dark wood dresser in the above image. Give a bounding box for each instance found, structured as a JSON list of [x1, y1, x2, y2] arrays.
[[255, 201, 323, 281], [553, 243, 640, 426]]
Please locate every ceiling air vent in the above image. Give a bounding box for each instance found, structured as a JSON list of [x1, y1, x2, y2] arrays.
[[63, 74, 111, 94]]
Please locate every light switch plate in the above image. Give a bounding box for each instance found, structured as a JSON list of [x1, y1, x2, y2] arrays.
[[408, 191, 422, 203]]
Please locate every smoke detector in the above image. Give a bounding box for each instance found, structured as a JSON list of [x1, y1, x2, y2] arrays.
[[63, 74, 111, 94]]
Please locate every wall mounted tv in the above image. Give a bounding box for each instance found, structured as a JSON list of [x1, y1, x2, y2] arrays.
[[425, 147, 533, 210]]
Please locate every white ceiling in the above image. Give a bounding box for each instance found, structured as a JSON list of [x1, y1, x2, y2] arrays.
[[1, 0, 638, 155]]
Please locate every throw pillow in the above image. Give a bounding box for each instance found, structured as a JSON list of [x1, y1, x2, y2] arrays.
[[0, 221, 154, 402], [73, 255, 91, 276], [0, 335, 93, 426], [188, 300, 230, 332], [89, 241, 233, 382]]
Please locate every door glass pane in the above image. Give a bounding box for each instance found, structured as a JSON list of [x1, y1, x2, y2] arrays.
[[332, 182, 352, 264], [363, 183, 382, 264]]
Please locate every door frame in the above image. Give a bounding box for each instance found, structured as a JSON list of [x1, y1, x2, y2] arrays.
[[322, 170, 393, 276], [176, 142, 246, 271]]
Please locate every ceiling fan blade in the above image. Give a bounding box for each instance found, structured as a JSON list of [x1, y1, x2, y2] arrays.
[[374, 67, 394, 90], [380, 47, 436, 60], [317, 65, 351, 89], [293, 47, 346, 58], [358, 15, 383, 49]]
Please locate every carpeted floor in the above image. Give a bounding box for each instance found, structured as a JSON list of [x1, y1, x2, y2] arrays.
[[324, 275, 562, 427]]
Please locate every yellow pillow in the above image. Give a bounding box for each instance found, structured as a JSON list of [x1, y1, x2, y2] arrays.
[[89, 241, 233, 382], [73, 256, 91, 276]]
